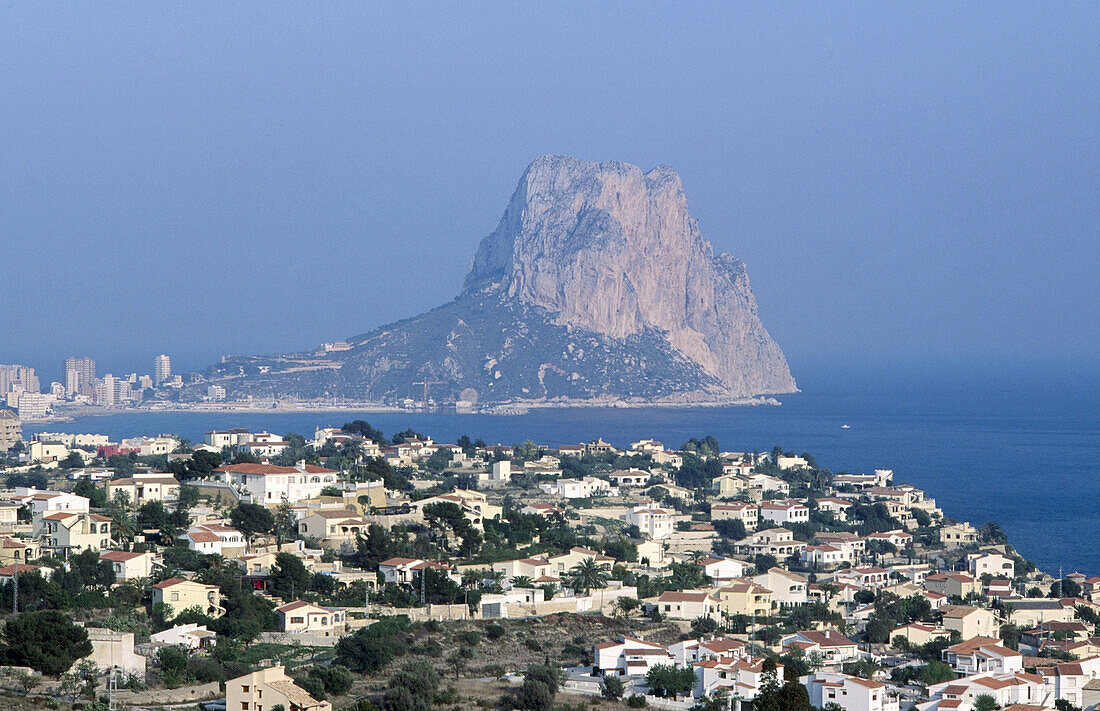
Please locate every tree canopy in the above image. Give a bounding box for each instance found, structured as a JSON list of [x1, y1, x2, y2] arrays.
[[1, 610, 93, 676]]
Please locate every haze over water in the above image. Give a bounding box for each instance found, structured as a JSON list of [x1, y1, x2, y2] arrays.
[[26, 366, 1099, 577]]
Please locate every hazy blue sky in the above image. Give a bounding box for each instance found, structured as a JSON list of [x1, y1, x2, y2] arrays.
[[3, 3, 1097, 385]]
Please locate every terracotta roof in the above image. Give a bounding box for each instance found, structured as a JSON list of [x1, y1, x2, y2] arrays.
[[277, 600, 328, 613], [99, 551, 145, 562], [309, 509, 361, 519], [379, 557, 420, 567], [0, 564, 40, 576], [793, 630, 856, 648], [658, 590, 714, 602], [216, 463, 337, 475]]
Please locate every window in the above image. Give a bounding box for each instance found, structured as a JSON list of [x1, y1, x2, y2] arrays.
[[291, 617, 304, 624], [171, 592, 179, 601]]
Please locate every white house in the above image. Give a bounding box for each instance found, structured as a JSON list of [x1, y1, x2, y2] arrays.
[[804, 671, 899, 711], [813, 498, 853, 521], [608, 468, 651, 488], [694, 656, 780, 700], [698, 556, 748, 585], [941, 636, 1023, 675], [276, 601, 347, 637], [775, 455, 808, 470], [967, 552, 1015, 579], [378, 557, 456, 585], [150, 623, 216, 649], [621, 504, 675, 540], [538, 477, 616, 499], [99, 550, 159, 580], [12, 488, 89, 514], [184, 523, 246, 555], [655, 590, 722, 621], [216, 462, 340, 504], [758, 500, 810, 526], [753, 567, 809, 607], [800, 544, 849, 569], [593, 635, 674, 676], [670, 637, 749, 666], [736, 528, 803, 557], [923, 671, 1052, 711], [710, 501, 759, 530], [781, 630, 861, 666]]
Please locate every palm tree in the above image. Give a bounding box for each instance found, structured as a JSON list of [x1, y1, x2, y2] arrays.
[[567, 557, 609, 596], [978, 521, 1006, 545], [615, 596, 641, 617], [510, 575, 534, 589], [341, 439, 365, 479]]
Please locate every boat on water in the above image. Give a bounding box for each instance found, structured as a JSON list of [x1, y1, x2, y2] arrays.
[[841, 424, 851, 429]]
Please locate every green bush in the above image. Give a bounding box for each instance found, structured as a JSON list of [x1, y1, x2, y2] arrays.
[[627, 694, 648, 708]]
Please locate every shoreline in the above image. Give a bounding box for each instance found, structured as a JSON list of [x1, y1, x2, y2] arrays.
[[26, 393, 791, 422]]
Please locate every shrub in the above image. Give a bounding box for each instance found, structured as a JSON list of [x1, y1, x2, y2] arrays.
[[600, 676, 624, 700], [485, 623, 506, 640], [627, 694, 648, 708]]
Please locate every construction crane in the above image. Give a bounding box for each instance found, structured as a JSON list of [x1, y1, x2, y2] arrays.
[[411, 379, 445, 406]]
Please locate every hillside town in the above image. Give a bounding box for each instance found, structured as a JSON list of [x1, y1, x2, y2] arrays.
[[0, 419, 1095, 711]]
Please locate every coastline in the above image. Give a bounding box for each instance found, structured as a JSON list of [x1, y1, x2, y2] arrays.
[[26, 393, 789, 423]]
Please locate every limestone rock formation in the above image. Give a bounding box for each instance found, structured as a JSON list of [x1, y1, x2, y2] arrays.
[[199, 156, 796, 405]]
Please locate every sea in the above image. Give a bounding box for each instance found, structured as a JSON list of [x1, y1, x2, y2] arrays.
[[21, 366, 1100, 577]]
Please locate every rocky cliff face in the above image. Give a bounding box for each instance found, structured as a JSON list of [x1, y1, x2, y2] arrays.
[[199, 156, 795, 405], [463, 155, 795, 398]]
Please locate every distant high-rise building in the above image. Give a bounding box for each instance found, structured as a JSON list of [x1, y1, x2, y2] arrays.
[[0, 409, 20, 451], [93, 373, 131, 407], [0, 365, 39, 395], [155, 354, 171, 386], [64, 357, 96, 398]]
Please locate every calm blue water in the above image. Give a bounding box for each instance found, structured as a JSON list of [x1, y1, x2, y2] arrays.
[[23, 368, 1100, 576]]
